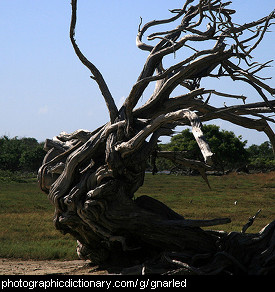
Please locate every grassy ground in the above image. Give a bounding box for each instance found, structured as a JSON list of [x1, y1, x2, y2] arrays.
[[136, 172, 275, 233], [0, 172, 274, 260], [0, 178, 77, 260]]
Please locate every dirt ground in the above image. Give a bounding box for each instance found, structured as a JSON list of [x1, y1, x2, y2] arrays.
[[0, 258, 109, 275]]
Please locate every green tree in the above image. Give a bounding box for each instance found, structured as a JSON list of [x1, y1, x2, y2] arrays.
[[19, 143, 45, 172], [0, 136, 45, 173], [0, 136, 22, 171], [159, 125, 249, 172], [247, 141, 275, 170]]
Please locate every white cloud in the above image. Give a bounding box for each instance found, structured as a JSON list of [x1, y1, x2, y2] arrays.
[[38, 105, 49, 115]]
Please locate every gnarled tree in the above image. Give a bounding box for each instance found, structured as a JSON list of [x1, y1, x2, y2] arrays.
[[38, 0, 275, 274]]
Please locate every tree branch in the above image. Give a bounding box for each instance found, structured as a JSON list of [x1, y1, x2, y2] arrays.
[[115, 109, 213, 164], [70, 0, 118, 123], [157, 150, 212, 188]]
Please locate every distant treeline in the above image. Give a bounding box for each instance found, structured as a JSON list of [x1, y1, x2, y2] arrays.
[[246, 141, 275, 171], [0, 129, 274, 175], [0, 136, 45, 173]]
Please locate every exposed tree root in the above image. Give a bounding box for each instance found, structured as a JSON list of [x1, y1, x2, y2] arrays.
[[38, 0, 275, 275]]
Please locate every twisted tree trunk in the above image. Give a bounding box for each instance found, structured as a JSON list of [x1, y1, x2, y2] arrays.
[[38, 0, 275, 274]]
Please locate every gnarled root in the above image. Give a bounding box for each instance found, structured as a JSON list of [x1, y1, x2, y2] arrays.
[[38, 127, 275, 274]]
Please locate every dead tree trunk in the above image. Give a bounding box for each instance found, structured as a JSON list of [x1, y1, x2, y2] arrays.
[[38, 0, 275, 274]]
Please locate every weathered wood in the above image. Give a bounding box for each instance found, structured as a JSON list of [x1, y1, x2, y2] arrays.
[[70, 0, 118, 123], [157, 151, 211, 187], [115, 109, 213, 164], [242, 209, 262, 234], [38, 0, 275, 274]]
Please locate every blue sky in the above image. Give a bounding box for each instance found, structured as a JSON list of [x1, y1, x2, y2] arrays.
[[0, 0, 274, 146]]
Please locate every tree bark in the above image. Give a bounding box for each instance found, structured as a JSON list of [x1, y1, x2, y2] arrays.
[[38, 125, 275, 274], [38, 0, 275, 274]]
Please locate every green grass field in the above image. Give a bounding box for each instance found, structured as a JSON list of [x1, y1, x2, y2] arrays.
[[0, 172, 274, 260], [0, 178, 77, 260]]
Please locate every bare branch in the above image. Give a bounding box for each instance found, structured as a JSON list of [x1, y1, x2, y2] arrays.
[[225, 61, 275, 95], [203, 89, 247, 103], [242, 209, 262, 234], [115, 109, 213, 164], [70, 0, 118, 123], [38, 1, 275, 274], [157, 151, 212, 188], [136, 0, 194, 52]]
